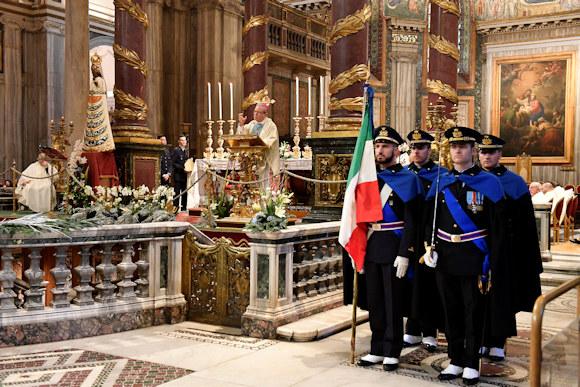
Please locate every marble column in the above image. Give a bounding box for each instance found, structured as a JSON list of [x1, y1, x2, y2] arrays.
[[389, 25, 421, 136], [1, 18, 23, 172], [64, 0, 89, 145], [427, 0, 459, 113], [113, 0, 150, 138], [326, 0, 370, 132], [195, 0, 243, 157], [242, 0, 268, 120], [145, 0, 164, 137]]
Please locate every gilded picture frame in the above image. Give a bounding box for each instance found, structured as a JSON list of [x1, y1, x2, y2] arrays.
[[491, 52, 576, 164]]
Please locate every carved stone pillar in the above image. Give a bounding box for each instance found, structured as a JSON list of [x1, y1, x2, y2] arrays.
[[64, 0, 89, 145], [326, 0, 371, 133], [0, 248, 17, 312], [389, 23, 422, 136], [242, 0, 268, 120], [50, 247, 72, 308], [24, 248, 46, 311], [426, 0, 460, 113], [1, 19, 23, 172]]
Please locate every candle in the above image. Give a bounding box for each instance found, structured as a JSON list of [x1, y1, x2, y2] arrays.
[[207, 82, 212, 120], [229, 82, 234, 120], [295, 77, 299, 116], [308, 77, 312, 116], [218, 82, 223, 120], [319, 76, 324, 115]]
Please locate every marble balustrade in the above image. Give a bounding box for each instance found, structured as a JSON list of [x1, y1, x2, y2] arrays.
[[242, 221, 343, 338], [0, 221, 190, 347]]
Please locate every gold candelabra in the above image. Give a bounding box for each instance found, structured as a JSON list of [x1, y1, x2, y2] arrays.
[[215, 119, 226, 159], [204, 120, 215, 159], [227, 119, 236, 135], [426, 97, 457, 169], [317, 115, 326, 132], [305, 116, 313, 139], [292, 117, 302, 159]]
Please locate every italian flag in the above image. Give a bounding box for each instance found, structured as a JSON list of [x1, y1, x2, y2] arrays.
[[338, 87, 383, 272]]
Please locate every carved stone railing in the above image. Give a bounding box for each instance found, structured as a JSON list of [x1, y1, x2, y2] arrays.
[[0, 222, 190, 347], [241, 221, 342, 338], [267, 0, 329, 69]]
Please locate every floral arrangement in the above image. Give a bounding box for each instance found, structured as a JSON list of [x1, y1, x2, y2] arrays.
[[244, 190, 293, 232], [209, 192, 234, 219], [279, 141, 292, 159]]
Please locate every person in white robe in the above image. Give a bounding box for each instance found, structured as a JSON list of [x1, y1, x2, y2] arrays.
[[237, 102, 280, 188], [15, 152, 58, 212]]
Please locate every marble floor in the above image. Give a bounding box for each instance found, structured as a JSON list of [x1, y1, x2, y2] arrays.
[[0, 286, 577, 387]]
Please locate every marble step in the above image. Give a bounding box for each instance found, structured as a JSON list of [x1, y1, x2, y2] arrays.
[[540, 271, 579, 287], [277, 305, 368, 342], [542, 258, 580, 276]]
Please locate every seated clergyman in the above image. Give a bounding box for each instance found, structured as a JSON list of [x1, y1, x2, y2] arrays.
[[15, 152, 58, 213]]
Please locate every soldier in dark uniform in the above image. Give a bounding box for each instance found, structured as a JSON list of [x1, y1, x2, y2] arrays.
[[159, 136, 173, 186], [422, 127, 505, 385], [403, 129, 446, 352], [356, 126, 422, 371], [171, 135, 189, 211], [478, 134, 543, 362]]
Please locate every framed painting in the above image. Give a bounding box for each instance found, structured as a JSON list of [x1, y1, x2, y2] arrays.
[[491, 52, 576, 164]]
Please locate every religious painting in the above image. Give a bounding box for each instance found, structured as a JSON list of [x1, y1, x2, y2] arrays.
[[384, 0, 426, 20], [474, 0, 580, 21], [491, 52, 576, 164]]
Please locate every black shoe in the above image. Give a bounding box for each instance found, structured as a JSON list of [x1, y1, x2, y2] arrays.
[[463, 376, 479, 385], [488, 355, 505, 362], [438, 373, 461, 381], [357, 359, 381, 367], [423, 344, 437, 353], [383, 363, 399, 371], [403, 341, 421, 348]]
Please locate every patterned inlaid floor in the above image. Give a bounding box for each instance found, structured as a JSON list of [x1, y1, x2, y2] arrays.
[[0, 348, 192, 387], [159, 327, 277, 351]]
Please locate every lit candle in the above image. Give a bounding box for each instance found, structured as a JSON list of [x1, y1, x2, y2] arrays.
[[229, 82, 234, 120], [319, 76, 324, 115], [307, 77, 312, 116], [207, 82, 212, 120], [218, 82, 223, 120], [295, 76, 299, 117]]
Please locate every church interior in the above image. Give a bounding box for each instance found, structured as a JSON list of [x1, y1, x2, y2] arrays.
[[0, 0, 578, 386]]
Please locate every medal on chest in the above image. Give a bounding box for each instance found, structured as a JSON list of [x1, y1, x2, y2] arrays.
[[466, 191, 484, 214]]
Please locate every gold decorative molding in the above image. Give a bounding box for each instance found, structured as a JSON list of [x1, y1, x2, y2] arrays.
[[114, 0, 149, 28], [426, 79, 458, 103], [429, 34, 460, 61], [392, 32, 420, 44], [241, 87, 268, 111], [329, 64, 370, 95], [328, 4, 371, 45], [329, 97, 364, 112], [430, 0, 460, 17], [113, 43, 148, 77], [242, 15, 268, 35], [242, 51, 268, 73], [113, 88, 148, 121], [315, 154, 351, 207]]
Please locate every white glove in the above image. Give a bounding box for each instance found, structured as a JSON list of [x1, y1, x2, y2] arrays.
[[393, 256, 409, 278], [421, 246, 438, 268]]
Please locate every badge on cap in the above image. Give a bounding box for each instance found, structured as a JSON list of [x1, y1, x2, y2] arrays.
[[453, 128, 462, 138], [482, 136, 492, 145], [412, 131, 422, 140]]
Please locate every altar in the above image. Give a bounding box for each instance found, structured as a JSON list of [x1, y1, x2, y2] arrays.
[[187, 158, 312, 209]]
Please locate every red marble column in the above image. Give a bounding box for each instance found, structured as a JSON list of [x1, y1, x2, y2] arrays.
[[242, 0, 268, 120], [327, 0, 369, 131], [113, 0, 150, 137], [427, 1, 459, 114]]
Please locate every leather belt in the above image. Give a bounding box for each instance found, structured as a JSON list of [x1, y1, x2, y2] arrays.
[[437, 228, 488, 243], [371, 221, 404, 231]]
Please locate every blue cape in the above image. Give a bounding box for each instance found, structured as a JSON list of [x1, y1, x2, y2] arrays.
[[411, 164, 448, 183], [497, 170, 529, 200], [426, 169, 504, 203], [378, 167, 423, 203]]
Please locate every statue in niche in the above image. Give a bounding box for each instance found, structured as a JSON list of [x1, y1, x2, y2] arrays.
[[84, 53, 115, 153]]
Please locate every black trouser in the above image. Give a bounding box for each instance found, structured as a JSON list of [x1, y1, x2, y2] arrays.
[[405, 317, 437, 338], [365, 261, 404, 358], [436, 271, 483, 370], [485, 336, 506, 349], [173, 180, 187, 211]]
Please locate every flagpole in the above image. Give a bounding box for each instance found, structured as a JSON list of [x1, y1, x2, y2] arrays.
[[350, 270, 358, 364]]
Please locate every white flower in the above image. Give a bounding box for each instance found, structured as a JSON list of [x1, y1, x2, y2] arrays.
[[84, 186, 93, 196], [95, 186, 106, 196], [275, 207, 286, 218], [110, 186, 119, 197], [78, 157, 87, 165], [121, 186, 131, 196]]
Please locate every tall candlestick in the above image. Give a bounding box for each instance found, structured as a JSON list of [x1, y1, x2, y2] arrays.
[[207, 82, 212, 120], [319, 76, 324, 115], [295, 76, 299, 116], [307, 77, 312, 116], [229, 82, 234, 120], [218, 82, 223, 120]]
